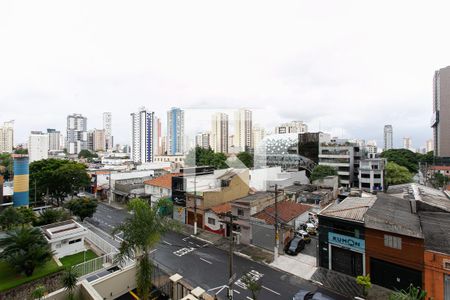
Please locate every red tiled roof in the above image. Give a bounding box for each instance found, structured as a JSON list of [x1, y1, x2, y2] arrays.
[[254, 201, 312, 225], [210, 203, 232, 215], [144, 173, 181, 189], [430, 166, 450, 171]]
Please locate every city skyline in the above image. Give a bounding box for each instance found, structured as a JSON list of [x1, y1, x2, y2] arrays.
[[1, 1, 447, 149]]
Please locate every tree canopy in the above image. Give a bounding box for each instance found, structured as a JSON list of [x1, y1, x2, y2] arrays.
[[78, 149, 98, 160], [185, 147, 228, 169], [65, 197, 98, 221], [381, 149, 433, 174], [30, 159, 90, 206], [0, 207, 37, 230], [0, 153, 12, 180], [310, 165, 338, 182], [430, 172, 449, 189], [236, 151, 254, 168], [33, 208, 71, 226], [385, 162, 413, 185]]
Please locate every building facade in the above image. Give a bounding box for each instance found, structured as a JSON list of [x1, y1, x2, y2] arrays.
[[93, 129, 106, 152], [195, 132, 211, 149], [403, 137, 413, 150], [433, 66, 450, 158], [384, 125, 393, 150], [131, 108, 155, 164], [28, 131, 49, 162], [0, 121, 14, 153], [252, 124, 265, 149], [234, 109, 252, 152], [47, 129, 62, 151], [275, 121, 308, 134], [211, 112, 229, 153], [167, 107, 185, 155], [103, 112, 113, 151], [358, 158, 386, 192], [66, 113, 87, 155]]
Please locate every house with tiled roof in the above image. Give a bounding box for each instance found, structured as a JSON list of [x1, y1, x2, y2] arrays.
[[204, 202, 232, 236], [144, 173, 181, 206]]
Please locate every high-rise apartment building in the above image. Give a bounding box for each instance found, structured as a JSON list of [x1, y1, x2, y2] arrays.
[[103, 112, 113, 151], [432, 66, 450, 157], [131, 108, 155, 163], [29, 131, 49, 162], [426, 139, 433, 153], [66, 114, 87, 155], [275, 121, 307, 134], [0, 121, 14, 153], [47, 129, 62, 151], [211, 113, 229, 153], [252, 125, 265, 149], [383, 125, 393, 150], [403, 137, 412, 150], [93, 129, 106, 152], [195, 132, 211, 149], [167, 108, 185, 155], [155, 117, 162, 155], [234, 109, 252, 152]]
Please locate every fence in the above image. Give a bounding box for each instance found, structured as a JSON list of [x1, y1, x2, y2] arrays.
[[85, 228, 118, 254], [72, 252, 116, 277]]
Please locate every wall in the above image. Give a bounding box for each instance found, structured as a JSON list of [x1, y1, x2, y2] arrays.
[[92, 265, 137, 299], [204, 211, 225, 235], [51, 236, 86, 258], [249, 167, 282, 191], [424, 250, 450, 300]]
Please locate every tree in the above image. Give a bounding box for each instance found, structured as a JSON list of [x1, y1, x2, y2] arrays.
[[33, 208, 71, 226], [0, 227, 54, 277], [31, 284, 46, 300], [310, 165, 338, 182], [113, 198, 177, 299], [30, 159, 90, 206], [385, 162, 413, 185], [237, 151, 254, 168], [0, 153, 12, 180], [17, 207, 37, 226], [241, 274, 262, 300], [356, 275, 371, 297], [431, 172, 449, 189], [78, 149, 98, 161], [61, 268, 78, 300], [0, 207, 21, 230], [14, 148, 28, 155], [65, 197, 98, 221], [388, 284, 427, 300], [185, 146, 227, 169], [155, 197, 173, 217], [381, 149, 419, 173]]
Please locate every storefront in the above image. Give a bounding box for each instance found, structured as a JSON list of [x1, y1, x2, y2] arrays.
[[328, 232, 365, 277]]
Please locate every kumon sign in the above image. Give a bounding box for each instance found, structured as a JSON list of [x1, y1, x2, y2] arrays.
[[328, 232, 365, 252]]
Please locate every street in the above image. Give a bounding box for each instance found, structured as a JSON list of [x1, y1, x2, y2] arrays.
[[86, 203, 348, 300]]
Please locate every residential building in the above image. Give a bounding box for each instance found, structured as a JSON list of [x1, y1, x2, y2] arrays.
[[432, 66, 450, 158], [47, 129, 62, 151], [252, 124, 265, 149], [365, 140, 377, 158], [28, 131, 49, 162], [318, 139, 362, 188], [195, 132, 211, 149], [426, 139, 433, 153], [130, 107, 155, 164], [403, 137, 412, 150], [211, 112, 229, 153], [144, 173, 180, 206], [358, 158, 386, 192], [0, 121, 14, 153], [41, 220, 88, 258], [249, 166, 309, 191], [154, 155, 185, 167], [167, 107, 185, 155], [87, 130, 94, 152], [384, 125, 393, 150], [93, 129, 106, 152], [103, 112, 113, 151], [155, 117, 162, 155], [275, 121, 307, 134], [66, 113, 87, 155], [234, 109, 252, 152]]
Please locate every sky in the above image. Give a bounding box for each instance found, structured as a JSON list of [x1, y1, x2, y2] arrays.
[[1, 0, 449, 150]]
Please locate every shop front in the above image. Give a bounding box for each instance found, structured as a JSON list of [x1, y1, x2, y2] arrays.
[[328, 232, 365, 277]]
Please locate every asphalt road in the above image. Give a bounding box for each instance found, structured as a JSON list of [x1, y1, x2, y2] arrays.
[[86, 203, 348, 300]]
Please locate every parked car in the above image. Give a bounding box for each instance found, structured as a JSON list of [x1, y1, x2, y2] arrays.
[[285, 236, 305, 255], [295, 230, 311, 243], [293, 289, 335, 300], [306, 223, 317, 235]]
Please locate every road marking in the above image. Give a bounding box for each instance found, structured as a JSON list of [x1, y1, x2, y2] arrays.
[[189, 241, 194, 244], [207, 285, 227, 295], [163, 240, 172, 246], [195, 244, 201, 247], [173, 247, 195, 257], [262, 286, 281, 296], [190, 234, 213, 244], [233, 289, 240, 294], [149, 249, 157, 254], [201, 243, 209, 248], [246, 297, 253, 300], [199, 257, 212, 264], [182, 237, 189, 241]]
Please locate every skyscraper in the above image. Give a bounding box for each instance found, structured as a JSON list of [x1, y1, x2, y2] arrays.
[[103, 112, 113, 151], [211, 112, 229, 153], [426, 139, 433, 153], [403, 137, 412, 150], [155, 117, 162, 155], [252, 124, 265, 149], [195, 132, 211, 149], [47, 129, 62, 151], [432, 66, 450, 157], [28, 131, 49, 162], [92, 129, 106, 152], [131, 107, 155, 163], [383, 125, 393, 150], [167, 108, 185, 155], [274, 121, 307, 134], [0, 121, 14, 153], [234, 109, 252, 152], [66, 114, 87, 154]]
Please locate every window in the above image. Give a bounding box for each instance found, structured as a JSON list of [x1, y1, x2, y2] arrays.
[[237, 208, 244, 216], [444, 259, 450, 271], [374, 174, 381, 179], [69, 238, 82, 245], [384, 235, 402, 249], [208, 217, 215, 225]]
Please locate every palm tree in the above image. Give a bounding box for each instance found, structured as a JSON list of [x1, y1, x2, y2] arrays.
[[113, 198, 177, 299], [61, 268, 78, 300], [0, 227, 54, 276]]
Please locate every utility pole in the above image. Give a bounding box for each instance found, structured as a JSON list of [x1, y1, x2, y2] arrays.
[[274, 184, 279, 261], [193, 173, 198, 235], [219, 211, 237, 300], [108, 171, 112, 205]]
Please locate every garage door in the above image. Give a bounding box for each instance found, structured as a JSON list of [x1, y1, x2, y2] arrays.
[[331, 246, 363, 277], [370, 257, 422, 291]]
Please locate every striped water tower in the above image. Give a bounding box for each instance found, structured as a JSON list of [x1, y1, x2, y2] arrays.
[[13, 155, 29, 207]]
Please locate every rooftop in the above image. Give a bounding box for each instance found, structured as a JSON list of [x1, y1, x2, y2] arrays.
[[210, 202, 232, 215], [41, 220, 87, 240], [319, 196, 376, 222], [365, 193, 423, 238], [419, 211, 450, 253], [233, 192, 275, 204], [430, 165, 450, 171], [254, 201, 312, 225], [144, 173, 181, 189]]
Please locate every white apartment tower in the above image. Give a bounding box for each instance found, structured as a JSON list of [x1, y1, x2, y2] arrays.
[[252, 124, 265, 149], [195, 132, 211, 149], [167, 108, 185, 155], [275, 121, 308, 134], [235, 109, 253, 152], [131, 108, 155, 163], [29, 131, 49, 162], [403, 137, 412, 150], [103, 112, 113, 151], [47, 129, 62, 151], [66, 114, 87, 155], [0, 121, 14, 153], [211, 113, 229, 153], [383, 125, 393, 150]]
